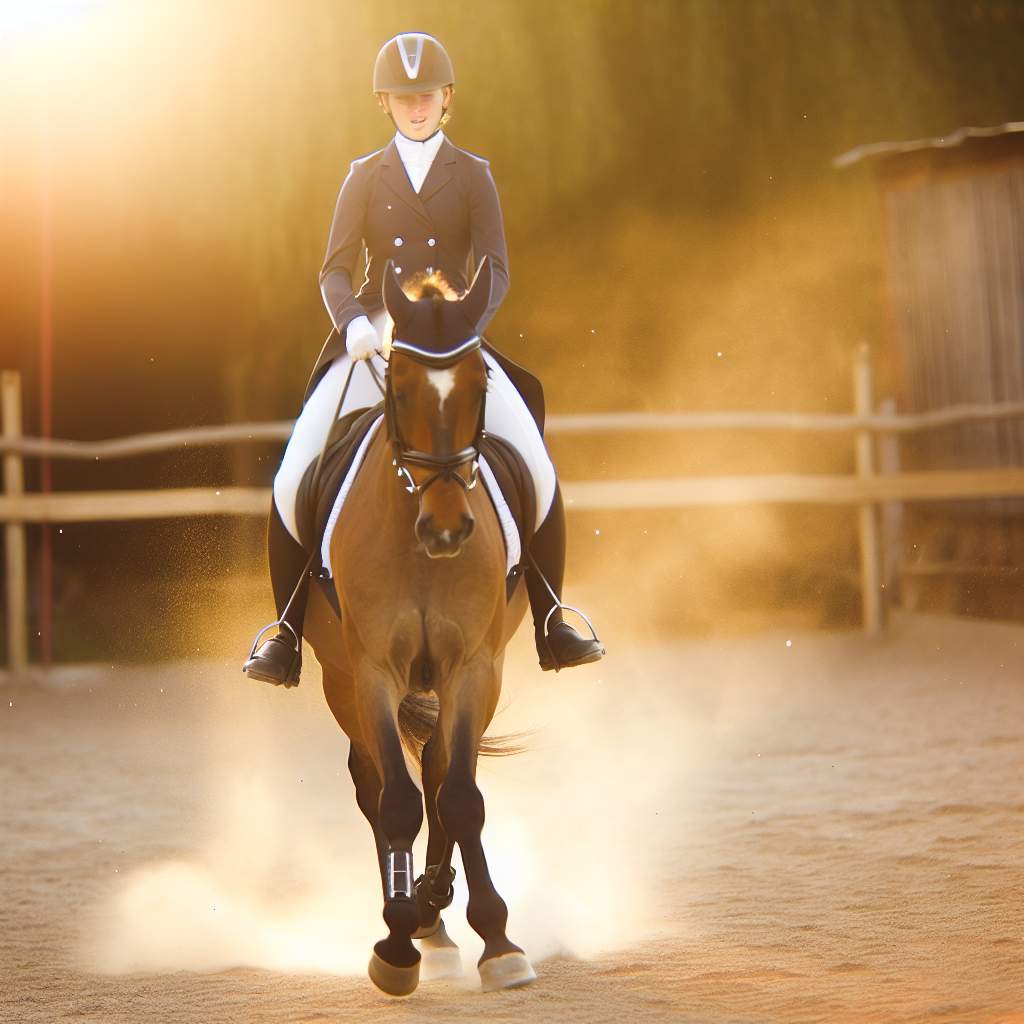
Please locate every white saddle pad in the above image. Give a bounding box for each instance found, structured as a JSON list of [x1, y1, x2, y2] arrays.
[[318, 414, 521, 579]]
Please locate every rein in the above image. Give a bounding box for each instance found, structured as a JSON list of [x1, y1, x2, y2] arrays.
[[385, 335, 485, 497]]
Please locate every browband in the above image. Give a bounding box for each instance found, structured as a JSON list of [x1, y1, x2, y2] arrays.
[[390, 335, 481, 367]]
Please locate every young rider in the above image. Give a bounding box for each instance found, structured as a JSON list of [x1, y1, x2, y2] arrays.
[[244, 32, 605, 687]]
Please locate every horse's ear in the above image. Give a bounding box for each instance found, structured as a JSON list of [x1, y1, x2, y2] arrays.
[[461, 255, 492, 331], [382, 260, 413, 324]]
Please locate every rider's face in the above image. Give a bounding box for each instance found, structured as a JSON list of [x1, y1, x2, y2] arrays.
[[381, 87, 450, 140]]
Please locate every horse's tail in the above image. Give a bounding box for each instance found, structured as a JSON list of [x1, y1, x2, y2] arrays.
[[398, 693, 529, 766]]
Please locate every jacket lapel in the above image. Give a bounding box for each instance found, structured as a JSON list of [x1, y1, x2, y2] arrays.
[[419, 138, 458, 203], [378, 139, 433, 227]]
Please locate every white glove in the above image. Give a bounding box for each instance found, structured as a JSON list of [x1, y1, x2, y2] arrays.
[[345, 315, 380, 361]]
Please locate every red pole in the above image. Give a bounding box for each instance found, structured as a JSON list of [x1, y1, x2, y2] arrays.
[[39, 113, 53, 669]]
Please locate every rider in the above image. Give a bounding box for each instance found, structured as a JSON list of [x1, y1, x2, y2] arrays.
[[243, 31, 605, 687]]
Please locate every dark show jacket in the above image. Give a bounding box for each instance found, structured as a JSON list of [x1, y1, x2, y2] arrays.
[[321, 135, 508, 333], [308, 135, 544, 429], [308, 136, 525, 399]]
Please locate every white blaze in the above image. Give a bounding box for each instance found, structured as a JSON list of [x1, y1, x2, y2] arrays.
[[426, 368, 457, 408]]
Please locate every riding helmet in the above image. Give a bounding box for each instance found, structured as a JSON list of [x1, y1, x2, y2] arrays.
[[373, 32, 454, 94]]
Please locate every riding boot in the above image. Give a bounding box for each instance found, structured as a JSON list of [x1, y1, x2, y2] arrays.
[[242, 502, 309, 687], [525, 482, 605, 672]]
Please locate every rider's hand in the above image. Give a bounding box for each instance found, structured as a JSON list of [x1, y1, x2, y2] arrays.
[[345, 315, 380, 362]]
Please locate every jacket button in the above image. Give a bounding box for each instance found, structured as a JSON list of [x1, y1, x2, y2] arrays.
[[394, 236, 404, 247], [394, 266, 402, 275], [386, 204, 392, 210], [427, 237, 436, 247]]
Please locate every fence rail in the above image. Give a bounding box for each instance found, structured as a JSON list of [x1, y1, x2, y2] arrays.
[[6, 401, 1024, 460], [5, 347, 1024, 673], [4, 467, 1024, 524]]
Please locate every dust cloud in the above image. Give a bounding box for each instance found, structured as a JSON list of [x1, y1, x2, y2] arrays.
[[92, 772, 382, 975], [87, 625, 748, 978]]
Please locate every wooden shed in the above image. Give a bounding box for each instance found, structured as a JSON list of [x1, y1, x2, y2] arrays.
[[836, 123, 1024, 617]]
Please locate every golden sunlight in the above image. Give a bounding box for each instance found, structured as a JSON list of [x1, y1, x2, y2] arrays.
[[0, 0, 101, 40]]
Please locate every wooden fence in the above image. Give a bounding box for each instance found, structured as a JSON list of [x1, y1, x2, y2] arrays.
[[4, 346, 1024, 671]]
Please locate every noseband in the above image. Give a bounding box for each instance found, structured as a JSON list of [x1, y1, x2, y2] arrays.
[[385, 336, 485, 497]]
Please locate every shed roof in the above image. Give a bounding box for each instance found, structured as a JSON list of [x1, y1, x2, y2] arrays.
[[833, 121, 1024, 170]]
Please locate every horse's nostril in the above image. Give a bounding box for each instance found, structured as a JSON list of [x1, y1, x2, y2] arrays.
[[415, 512, 476, 557], [415, 514, 433, 543]]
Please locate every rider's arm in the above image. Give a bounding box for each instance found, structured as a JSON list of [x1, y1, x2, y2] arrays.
[[319, 160, 373, 336], [468, 158, 510, 334]]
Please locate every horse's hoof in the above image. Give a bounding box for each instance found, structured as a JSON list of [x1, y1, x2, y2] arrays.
[[420, 922, 462, 980], [478, 951, 536, 992], [368, 951, 420, 997]]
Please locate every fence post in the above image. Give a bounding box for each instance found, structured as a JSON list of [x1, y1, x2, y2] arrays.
[[854, 345, 883, 635], [2, 371, 29, 674], [877, 395, 903, 596]]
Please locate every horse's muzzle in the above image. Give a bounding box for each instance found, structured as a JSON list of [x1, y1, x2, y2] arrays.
[[416, 513, 475, 558]]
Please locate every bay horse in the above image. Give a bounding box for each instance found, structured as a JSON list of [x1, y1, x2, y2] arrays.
[[302, 256, 537, 995]]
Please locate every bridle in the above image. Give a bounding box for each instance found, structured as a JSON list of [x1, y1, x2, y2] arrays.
[[384, 335, 486, 497]]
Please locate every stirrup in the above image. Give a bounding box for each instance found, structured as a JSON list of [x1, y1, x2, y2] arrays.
[[244, 618, 300, 666], [542, 602, 602, 647], [526, 550, 603, 665], [540, 602, 604, 671]]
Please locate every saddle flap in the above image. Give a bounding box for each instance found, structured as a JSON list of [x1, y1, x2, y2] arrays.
[[479, 432, 537, 579], [295, 402, 385, 552]]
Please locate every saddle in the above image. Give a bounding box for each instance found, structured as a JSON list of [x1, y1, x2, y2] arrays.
[[293, 403, 536, 606]]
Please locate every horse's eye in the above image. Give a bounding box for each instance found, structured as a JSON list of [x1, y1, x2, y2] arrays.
[[394, 391, 406, 405]]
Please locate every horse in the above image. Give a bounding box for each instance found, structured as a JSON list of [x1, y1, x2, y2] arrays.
[[302, 255, 537, 996]]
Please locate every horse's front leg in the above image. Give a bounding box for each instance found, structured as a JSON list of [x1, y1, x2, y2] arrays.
[[346, 744, 387, 878], [322, 668, 389, 887], [436, 658, 536, 992], [413, 731, 462, 978], [356, 668, 425, 997]]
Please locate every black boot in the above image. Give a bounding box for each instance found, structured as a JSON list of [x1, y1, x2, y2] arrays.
[[525, 483, 605, 672], [242, 503, 310, 688]]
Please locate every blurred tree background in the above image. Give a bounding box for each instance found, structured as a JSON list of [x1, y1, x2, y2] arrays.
[[2, 0, 1023, 661]]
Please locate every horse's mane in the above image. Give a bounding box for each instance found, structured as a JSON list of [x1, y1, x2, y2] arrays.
[[402, 269, 458, 301]]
